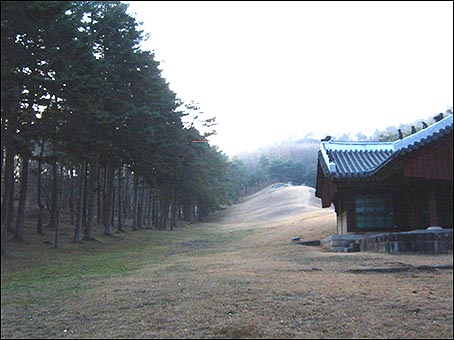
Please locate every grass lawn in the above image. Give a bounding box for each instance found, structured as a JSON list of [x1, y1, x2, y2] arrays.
[[2, 186, 453, 339]]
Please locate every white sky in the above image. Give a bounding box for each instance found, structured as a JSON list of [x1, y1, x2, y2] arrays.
[[125, 1, 453, 156]]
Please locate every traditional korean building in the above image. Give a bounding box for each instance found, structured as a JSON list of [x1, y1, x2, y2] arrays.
[[316, 114, 453, 234]]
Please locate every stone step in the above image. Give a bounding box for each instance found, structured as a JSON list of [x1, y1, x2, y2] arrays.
[[330, 247, 353, 252]]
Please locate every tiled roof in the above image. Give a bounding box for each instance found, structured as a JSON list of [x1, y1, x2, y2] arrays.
[[319, 114, 453, 180]]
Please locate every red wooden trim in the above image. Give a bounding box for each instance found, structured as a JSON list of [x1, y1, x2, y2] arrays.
[[321, 176, 337, 208]]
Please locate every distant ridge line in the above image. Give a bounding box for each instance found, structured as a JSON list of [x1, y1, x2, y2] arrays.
[[296, 138, 320, 144]]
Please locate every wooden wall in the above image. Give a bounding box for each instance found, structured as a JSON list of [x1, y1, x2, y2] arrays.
[[403, 132, 453, 181]]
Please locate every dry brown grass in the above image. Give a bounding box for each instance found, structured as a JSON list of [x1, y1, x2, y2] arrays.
[[1, 185, 453, 339]]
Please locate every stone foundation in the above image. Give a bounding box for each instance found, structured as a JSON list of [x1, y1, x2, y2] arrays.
[[321, 229, 453, 254], [320, 234, 363, 252], [359, 229, 453, 254]]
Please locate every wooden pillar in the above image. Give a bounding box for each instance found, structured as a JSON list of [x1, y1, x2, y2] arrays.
[[428, 187, 438, 226], [334, 195, 345, 235]]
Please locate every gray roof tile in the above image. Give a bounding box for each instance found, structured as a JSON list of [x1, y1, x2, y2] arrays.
[[319, 114, 453, 180]]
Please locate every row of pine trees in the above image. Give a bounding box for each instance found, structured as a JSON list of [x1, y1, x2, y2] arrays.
[[1, 1, 246, 250]]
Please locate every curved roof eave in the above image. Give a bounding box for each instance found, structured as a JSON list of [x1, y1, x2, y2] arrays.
[[318, 114, 453, 180]]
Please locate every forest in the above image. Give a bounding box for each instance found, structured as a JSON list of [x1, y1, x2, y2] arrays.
[[1, 1, 252, 251]]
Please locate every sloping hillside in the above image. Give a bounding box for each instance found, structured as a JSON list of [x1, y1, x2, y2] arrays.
[[211, 183, 336, 241], [228, 184, 322, 223]]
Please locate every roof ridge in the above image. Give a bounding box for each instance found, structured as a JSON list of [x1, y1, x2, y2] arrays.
[[392, 114, 453, 153]]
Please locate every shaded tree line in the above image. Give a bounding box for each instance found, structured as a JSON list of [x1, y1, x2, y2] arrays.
[[1, 1, 244, 251]]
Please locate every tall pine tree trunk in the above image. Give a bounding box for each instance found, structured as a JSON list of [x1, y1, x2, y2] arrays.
[[69, 166, 75, 225], [58, 163, 65, 228], [50, 161, 60, 247], [132, 174, 139, 230], [103, 164, 114, 235], [159, 196, 169, 230], [143, 187, 149, 227], [137, 177, 145, 229], [74, 162, 85, 242], [146, 189, 153, 228], [117, 166, 125, 232], [2, 144, 15, 238], [182, 204, 189, 222], [0, 145, 4, 255], [84, 161, 97, 241], [111, 185, 115, 227], [36, 140, 45, 234], [123, 170, 130, 221], [191, 204, 196, 224], [97, 166, 103, 226], [170, 184, 177, 230], [123, 170, 129, 220], [14, 153, 29, 242], [2, 144, 16, 233], [152, 199, 159, 228]]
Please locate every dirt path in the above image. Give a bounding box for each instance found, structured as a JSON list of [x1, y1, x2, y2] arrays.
[[1, 185, 453, 339]]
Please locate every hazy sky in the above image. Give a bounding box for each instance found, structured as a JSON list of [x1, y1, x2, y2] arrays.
[[125, 1, 453, 155]]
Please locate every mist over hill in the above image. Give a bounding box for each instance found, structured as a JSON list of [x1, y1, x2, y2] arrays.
[[233, 138, 320, 192]]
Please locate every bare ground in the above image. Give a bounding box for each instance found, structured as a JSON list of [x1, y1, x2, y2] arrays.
[[1, 185, 453, 339]]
